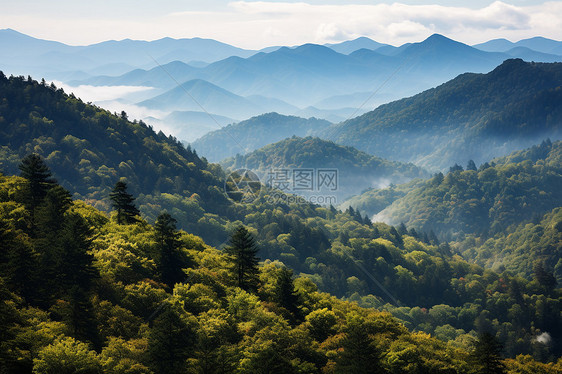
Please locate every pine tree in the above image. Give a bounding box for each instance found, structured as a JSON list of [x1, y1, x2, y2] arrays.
[[155, 212, 189, 289], [467, 159, 478, 171], [149, 306, 195, 374], [533, 262, 557, 294], [470, 332, 507, 374], [275, 267, 302, 323], [225, 226, 260, 292], [336, 317, 384, 374], [18, 154, 56, 233], [109, 181, 140, 224]]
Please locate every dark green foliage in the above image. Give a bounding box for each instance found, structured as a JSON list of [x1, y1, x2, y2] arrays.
[[470, 333, 507, 374], [148, 306, 195, 374], [225, 226, 260, 292], [274, 267, 302, 323], [336, 317, 384, 374], [0, 278, 27, 374], [18, 154, 56, 215], [155, 212, 189, 289], [534, 263, 557, 294], [109, 181, 140, 224]]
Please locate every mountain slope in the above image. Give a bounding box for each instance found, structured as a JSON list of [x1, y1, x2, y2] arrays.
[[222, 136, 428, 201], [326, 59, 562, 169], [373, 140, 562, 241], [191, 113, 332, 162], [0, 73, 228, 212]]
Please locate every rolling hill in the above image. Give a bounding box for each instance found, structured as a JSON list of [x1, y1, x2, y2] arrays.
[[191, 113, 332, 162], [221, 136, 428, 201]]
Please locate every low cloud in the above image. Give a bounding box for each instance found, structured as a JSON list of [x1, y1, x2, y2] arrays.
[[536, 332, 552, 345], [53, 81, 155, 102]]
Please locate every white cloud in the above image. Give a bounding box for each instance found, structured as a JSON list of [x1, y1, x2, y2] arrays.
[[536, 332, 552, 345], [0, 1, 560, 48]]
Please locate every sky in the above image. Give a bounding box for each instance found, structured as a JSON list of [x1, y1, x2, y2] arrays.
[[1, 0, 560, 48]]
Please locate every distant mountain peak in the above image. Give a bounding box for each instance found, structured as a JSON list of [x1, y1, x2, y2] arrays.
[[423, 33, 459, 45]]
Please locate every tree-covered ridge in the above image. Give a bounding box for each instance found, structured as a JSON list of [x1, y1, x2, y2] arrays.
[[190, 112, 332, 162], [0, 72, 227, 211], [459, 207, 562, 284], [1, 169, 560, 373], [221, 136, 428, 200], [374, 139, 562, 241], [339, 178, 425, 217], [325, 59, 562, 169]]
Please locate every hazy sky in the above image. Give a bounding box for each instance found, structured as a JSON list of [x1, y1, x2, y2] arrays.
[[1, 0, 560, 48]]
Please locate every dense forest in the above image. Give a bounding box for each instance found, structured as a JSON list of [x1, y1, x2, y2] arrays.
[[1, 73, 561, 372], [1, 158, 560, 373], [368, 140, 561, 277], [221, 136, 427, 201], [325, 59, 562, 169]]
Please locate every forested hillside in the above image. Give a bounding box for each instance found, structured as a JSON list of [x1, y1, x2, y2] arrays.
[[1, 164, 561, 373], [1, 73, 561, 370], [0, 72, 231, 218], [326, 59, 562, 169], [221, 136, 428, 201], [373, 140, 562, 239]]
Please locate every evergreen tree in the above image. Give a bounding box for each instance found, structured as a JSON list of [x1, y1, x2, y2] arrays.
[[275, 267, 302, 323], [225, 226, 260, 292], [467, 159, 478, 171], [149, 306, 195, 374], [336, 317, 384, 374], [18, 154, 56, 234], [58, 213, 97, 292], [109, 181, 140, 224], [470, 332, 507, 374], [155, 212, 189, 289], [533, 262, 557, 293], [63, 286, 100, 349]]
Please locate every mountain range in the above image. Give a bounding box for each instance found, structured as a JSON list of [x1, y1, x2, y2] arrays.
[[2, 29, 561, 145]]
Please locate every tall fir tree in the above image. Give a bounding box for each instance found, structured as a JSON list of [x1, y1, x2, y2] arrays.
[[336, 316, 384, 374], [225, 226, 260, 292], [109, 181, 140, 224], [470, 332, 507, 374], [154, 212, 190, 289], [18, 154, 56, 234], [149, 306, 195, 374], [275, 266, 302, 323]]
